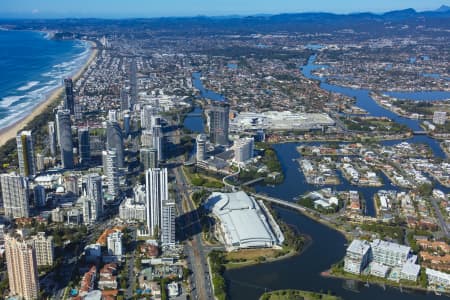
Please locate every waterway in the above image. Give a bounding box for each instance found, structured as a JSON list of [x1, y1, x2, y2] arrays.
[[224, 54, 450, 299]]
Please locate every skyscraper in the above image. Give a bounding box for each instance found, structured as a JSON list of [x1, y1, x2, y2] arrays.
[[161, 201, 176, 246], [30, 232, 54, 267], [48, 121, 57, 156], [56, 109, 74, 169], [145, 168, 168, 236], [0, 173, 29, 219], [16, 131, 36, 178], [120, 88, 129, 111], [208, 102, 229, 145], [103, 149, 120, 198], [152, 123, 164, 162], [83, 174, 103, 223], [196, 134, 207, 161], [106, 121, 124, 168], [5, 234, 40, 300], [78, 127, 91, 166], [140, 148, 158, 170], [64, 78, 75, 114]]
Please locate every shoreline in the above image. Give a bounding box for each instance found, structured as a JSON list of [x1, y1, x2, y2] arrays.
[[0, 40, 98, 147]]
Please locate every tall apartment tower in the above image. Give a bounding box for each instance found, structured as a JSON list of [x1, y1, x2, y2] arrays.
[[208, 102, 229, 145], [106, 121, 124, 168], [5, 234, 40, 300], [152, 124, 164, 162], [16, 131, 36, 178], [78, 127, 91, 166], [145, 168, 168, 236], [83, 174, 103, 224], [196, 134, 207, 162], [56, 109, 74, 169], [48, 121, 57, 156], [64, 78, 75, 114], [161, 201, 176, 246], [103, 149, 120, 198], [140, 148, 158, 170], [30, 232, 54, 266], [0, 173, 29, 219]]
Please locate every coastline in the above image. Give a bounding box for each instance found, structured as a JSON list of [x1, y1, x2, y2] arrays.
[[0, 40, 98, 147]]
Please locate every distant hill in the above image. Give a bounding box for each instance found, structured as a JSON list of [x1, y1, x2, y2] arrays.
[[436, 5, 450, 12]]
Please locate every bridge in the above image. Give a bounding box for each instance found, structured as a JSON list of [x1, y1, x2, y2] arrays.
[[242, 177, 265, 186], [251, 193, 309, 214], [413, 131, 427, 135], [186, 113, 203, 117]]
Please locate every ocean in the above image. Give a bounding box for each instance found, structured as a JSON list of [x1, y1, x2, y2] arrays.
[[0, 30, 91, 130]]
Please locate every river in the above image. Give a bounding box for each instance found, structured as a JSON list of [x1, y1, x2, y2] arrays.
[[186, 57, 449, 299]]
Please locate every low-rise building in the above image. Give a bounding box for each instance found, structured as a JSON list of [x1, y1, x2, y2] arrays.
[[400, 262, 421, 282], [426, 268, 450, 287], [371, 239, 411, 267], [343, 239, 371, 275]]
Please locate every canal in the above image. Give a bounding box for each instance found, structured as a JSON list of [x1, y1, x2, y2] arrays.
[[186, 60, 449, 299]]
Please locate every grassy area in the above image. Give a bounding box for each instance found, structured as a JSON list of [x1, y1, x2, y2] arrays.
[[224, 248, 290, 268], [340, 116, 409, 133], [182, 166, 224, 188], [209, 251, 227, 300], [260, 290, 341, 300]]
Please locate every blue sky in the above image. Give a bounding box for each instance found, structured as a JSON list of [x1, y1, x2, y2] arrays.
[[0, 0, 448, 18]]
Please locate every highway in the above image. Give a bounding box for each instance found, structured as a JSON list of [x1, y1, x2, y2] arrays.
[[173, 166, 213, 300]]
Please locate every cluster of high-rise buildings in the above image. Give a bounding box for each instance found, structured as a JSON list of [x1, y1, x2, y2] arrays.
[[4, 231, 53, 300]]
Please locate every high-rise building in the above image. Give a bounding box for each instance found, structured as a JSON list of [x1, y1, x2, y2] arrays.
[[208, 102, 229, 145], [106, 121, 124, 168], [48, 121, 57, 156], [140, 148, 158, 170], [433, 111, 447, 125], [161, 201, 176, 246], [33, 185, 46, 207], [30, 232, 54, 266], [64, 78, 75, 114], [123, 114, 131, 137], [196, 134, 207, 162], [78, 127, 91, 166], [233, 137, 254, 163], [83, 174, 103, 224], [140, 105, 156, 129], [145, 168, 168, 236], [56, 109, 74, 169], [107, 231, 123, 257], [16, 131, 36, 178], [141, 130, 153, 148], [103, 149, 120, 198], [1, 173, 29, 218], [120, 88, 129, 111], [152, 124, 164, 162], [5, 234, 40, 300]]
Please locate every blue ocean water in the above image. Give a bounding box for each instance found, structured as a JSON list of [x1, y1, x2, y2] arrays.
[[0, 30, 91, 130]]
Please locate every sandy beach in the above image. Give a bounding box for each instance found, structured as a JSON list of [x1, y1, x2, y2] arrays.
[[0, 40, 98, 147]]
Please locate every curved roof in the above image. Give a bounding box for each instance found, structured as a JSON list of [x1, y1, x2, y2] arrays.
[[206, 191, 277, 249]]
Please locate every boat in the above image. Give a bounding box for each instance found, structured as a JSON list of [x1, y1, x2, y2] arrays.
[[364, 280, 370, 288]]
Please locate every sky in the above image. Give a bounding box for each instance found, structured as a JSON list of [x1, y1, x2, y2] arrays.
[[0, 0, 449, 18]]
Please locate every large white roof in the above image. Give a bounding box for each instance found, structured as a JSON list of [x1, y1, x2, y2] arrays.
[[206, 191, 277, 249]]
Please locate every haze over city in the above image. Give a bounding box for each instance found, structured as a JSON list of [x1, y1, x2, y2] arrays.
[[0, 0, 449, 18]]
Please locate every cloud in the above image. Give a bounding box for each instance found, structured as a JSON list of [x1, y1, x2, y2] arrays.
[[31, 9, 40, 15]]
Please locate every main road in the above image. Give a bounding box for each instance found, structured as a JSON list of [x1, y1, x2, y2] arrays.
[[173, 166, 213, 300]]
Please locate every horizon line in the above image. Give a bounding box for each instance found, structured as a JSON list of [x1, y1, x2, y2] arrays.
[[0, 5, 448, 21]]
